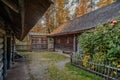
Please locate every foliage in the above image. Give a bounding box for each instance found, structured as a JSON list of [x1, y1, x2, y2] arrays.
[[44, 0, 70, 33], [30, 0, 116, 33], [97, 0, 116, 8], [82, 54, 90, 67], [79, 18, 120, 65], [76, 0, 88, 17]]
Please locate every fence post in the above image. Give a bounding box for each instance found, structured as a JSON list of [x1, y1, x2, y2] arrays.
[[70, 52, 73, 64]]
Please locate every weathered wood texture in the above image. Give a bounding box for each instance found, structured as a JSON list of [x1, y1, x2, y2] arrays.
[[31, 35, 48, 51], [0, 0, 52, 40], [16, 42, 30, 51], [0, 28, 5, 80], [6, 36, 12, 69], [54, 35, 75, 53]]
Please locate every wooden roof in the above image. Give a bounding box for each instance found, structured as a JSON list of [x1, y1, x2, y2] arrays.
[[29, 32, 49, 36], [0, 0, 52, 40], [50, 0, 120, 36]]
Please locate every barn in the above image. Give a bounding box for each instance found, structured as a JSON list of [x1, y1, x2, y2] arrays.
[[0, 0, 52, 80], [50, 0, 120, 54], [29, 32, 49, 51]]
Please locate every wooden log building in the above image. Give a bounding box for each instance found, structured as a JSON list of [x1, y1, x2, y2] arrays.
[[29, 32, 49, 51], [50, 0, 120, 54], [0, 0, 52, 80]]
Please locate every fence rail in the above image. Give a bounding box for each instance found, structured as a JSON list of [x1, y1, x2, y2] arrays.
[[71, 53, 120, 80], [16, 45, 30, 51]]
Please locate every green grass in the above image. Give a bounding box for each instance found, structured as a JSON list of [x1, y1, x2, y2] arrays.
[[20, 51, 69, 63], [19, 52, 31, 56], [40, 51, 69, 62], [47, 63, 104, 80], [20, 51, 104, 80], [65, 63, 104, 80]]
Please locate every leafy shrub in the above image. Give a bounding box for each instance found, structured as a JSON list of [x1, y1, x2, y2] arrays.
[[78, 18, 120, 66]]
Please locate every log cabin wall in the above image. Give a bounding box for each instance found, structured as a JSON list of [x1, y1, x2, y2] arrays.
[[54, 34, 74, 53], [0, 24, 6, 80], [54, 34, 79, 53], [30, 35, 48, 51], [6, 33, 12, 69], [0, 23, 14, 80]]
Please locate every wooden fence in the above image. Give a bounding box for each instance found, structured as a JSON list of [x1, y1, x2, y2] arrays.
[[71, 53, 120, 80], [16, 42, 30, 51]]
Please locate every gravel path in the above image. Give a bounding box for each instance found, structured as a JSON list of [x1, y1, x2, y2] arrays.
[[27, 52, 69, 80], [5, 52, 70, 80], [5, 61, 29, 80], [55, 59, 70, 69]]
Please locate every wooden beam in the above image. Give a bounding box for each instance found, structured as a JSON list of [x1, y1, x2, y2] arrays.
[[3, 5, 13, 21], [0, 44, 3, 49], [18, 0, 24, 40], [0, 38, 3, 44], [1, 0, 19, 13], [73, 34, 76, 53], [0, 28, 5, 35]]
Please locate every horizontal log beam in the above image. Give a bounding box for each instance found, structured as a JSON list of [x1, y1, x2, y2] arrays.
[[0, 49, 3, 55], [1, 0, 19, 13], [0, 28, 5, 35], [0, 44, 3, 49], [0, 38, 3, 44]]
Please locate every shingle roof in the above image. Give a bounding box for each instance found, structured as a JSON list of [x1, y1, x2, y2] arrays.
[[50, 1, 120, 36]]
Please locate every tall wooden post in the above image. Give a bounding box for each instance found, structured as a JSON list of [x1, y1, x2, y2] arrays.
[[11, 34, 15, 62], [73, 34, 76, 53], [3, 35, 7, 78], [6, 32, 12, 69]]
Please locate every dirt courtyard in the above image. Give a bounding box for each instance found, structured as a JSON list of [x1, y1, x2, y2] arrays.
[[5, 51, 70, 80]]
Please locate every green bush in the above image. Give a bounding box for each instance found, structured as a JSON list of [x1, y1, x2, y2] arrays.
[[78, 18, 120, 66]]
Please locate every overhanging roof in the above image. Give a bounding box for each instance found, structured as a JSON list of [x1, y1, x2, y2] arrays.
[[0, 0, 52, 40], [50, 1, 120, 36]]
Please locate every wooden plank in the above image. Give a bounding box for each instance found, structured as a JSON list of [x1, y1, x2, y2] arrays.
[[0, 44, 3, 49], [0, 63, 3, 71], [0, 49, 3, 55], [0, 68, 3, 80], [0, 56, 3, 62], [0, 28, 3, 80], [0, 38, 3, 44], [1, 0, 19, 13], [0, 34, 3, 38], [0, 28, 5, 35]]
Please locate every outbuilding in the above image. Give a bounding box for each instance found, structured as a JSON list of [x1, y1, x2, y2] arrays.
[[50, 0, 120, 54]]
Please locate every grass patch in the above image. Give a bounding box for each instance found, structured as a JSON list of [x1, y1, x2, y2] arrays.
[[20, 51, 69, 63], [19, 52, 31, 56], [47, 63, 104, 80], [40, 51, 69, 62], [66, 63, 104, 80]]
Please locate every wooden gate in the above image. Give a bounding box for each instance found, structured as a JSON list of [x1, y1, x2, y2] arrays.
[[0, 28, 5, 80], [31, 37, 48, 51]]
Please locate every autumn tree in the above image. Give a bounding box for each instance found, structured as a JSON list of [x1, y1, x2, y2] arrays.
[[30, 21, 47, 33], [55, 0, 70, 27], [44, 4, 55, 33], [43, 0, 70, 33], [97, 0, 116, 8], [76, 0, 88, 17]]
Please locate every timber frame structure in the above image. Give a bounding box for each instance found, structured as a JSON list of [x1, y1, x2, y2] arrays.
[[50, 0, 120, 54], [0, 0, 52, 80]]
